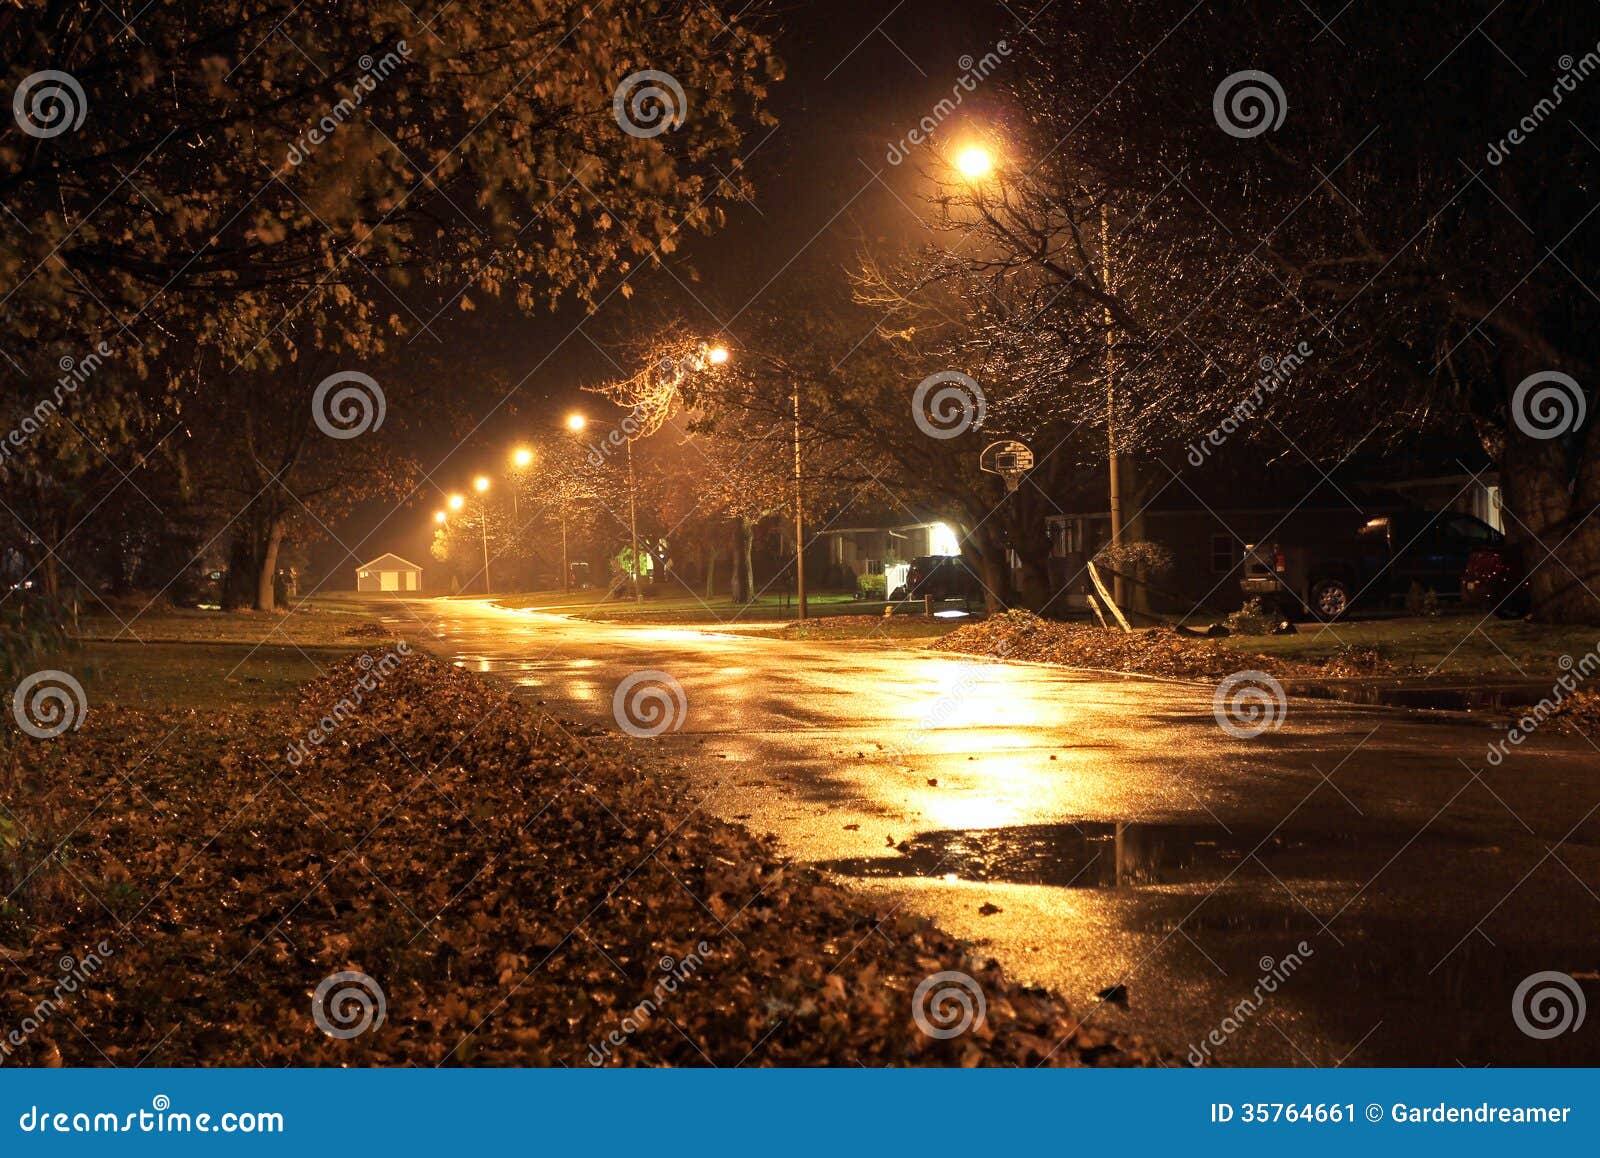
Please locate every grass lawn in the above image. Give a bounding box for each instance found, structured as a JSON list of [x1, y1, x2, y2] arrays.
[[65, 598, 388, 711], [1216, 613, 1600, 679]]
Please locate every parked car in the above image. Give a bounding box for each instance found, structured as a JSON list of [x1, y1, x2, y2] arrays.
[[889, 555, 983, 603], [1243, 510, 1508, 619]]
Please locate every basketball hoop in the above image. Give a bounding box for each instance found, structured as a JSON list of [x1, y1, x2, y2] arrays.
[[979, 439, 1034, 493]]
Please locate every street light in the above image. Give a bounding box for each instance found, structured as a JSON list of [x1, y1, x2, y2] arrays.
[[707, 345, 730, 365], [568, 409, 642, 603], [447, 493, 464, 511], [433, 510, 447, 525], [471, 477, 491, 595], [955, 144, 993, 179], [508, 447, 533, 526]]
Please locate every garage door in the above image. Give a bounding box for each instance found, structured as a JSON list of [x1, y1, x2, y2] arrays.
[[380, 571, 399, 591]]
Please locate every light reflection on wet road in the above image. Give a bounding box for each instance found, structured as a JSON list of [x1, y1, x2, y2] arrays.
[[390, 598, 1600, 1066]]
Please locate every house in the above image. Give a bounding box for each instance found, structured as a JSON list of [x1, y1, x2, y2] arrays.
[[355, 553, 422, 593], [814, 511, 962, 596]]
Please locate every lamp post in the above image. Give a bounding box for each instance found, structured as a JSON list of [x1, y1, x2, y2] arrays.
[[562, 412, 587, 593], [473, 475, 491, 595], [792, 380, 807, 621], [568, 410, 640, 601]]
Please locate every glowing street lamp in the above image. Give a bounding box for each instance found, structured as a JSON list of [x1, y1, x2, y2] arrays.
[[707, 345, 730, 365], [434, 510, 447, 525], [474, 475, 490, 493], [565, 412, 587, 433], [511, 447, 534, 469], [955, 144, 994, 179], [447, 493, 464, 511]]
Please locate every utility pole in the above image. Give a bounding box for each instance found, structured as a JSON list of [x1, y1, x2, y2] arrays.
[[627, 437, 641, 603], [479, 500, 492, 596], [561, 514, 569, 594], [1102, 203, 1126, 610], [793, 382, 807, 620]]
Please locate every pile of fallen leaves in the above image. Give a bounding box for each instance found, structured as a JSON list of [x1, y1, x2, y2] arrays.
[[1543, 689, 1600, 736], [932, 610, 1398, 681], [0, 651, 1159, 1067], [932, 610, 1276, 679]]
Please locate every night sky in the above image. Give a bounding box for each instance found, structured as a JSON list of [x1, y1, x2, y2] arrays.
[[332, 0, 1010, 583]]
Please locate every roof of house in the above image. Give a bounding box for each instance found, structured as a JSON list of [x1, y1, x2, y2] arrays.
[[357, 552, 423, 572]]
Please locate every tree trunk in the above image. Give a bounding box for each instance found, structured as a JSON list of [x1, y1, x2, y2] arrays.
[[1499, 413, 1600, 623], [254, 517, 285, 612], [972, 533, 1012, 615], [704, 548, 719, 599], [740, 519, 756, 604]]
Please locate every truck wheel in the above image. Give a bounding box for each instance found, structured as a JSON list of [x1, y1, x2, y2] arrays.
[[1310, 578, 1351, 620]]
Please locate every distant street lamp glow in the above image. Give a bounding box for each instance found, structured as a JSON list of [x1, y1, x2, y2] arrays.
[[447, 494, 464, 511], [955, 145, 994, 179], [511, 447, 534, 468], [434, 510, 447, 525], [566, 412, 587, 432], [708, 345, 730, 365], [474, 475, 490, 493]]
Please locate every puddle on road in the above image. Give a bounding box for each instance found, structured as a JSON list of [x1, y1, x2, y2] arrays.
[[1287, 680, 1551, 714], [819, 820, 1477, 889]]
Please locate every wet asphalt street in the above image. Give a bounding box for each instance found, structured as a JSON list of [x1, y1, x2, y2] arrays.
[[386, 597, 1600, 1066]]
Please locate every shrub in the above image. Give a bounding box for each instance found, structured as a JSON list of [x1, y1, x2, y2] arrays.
[[855, 572, 887, 600], [1225, 597, 1278, 636]]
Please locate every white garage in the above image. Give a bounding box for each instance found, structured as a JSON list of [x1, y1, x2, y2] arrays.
[[356, 553, 422, 593]]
